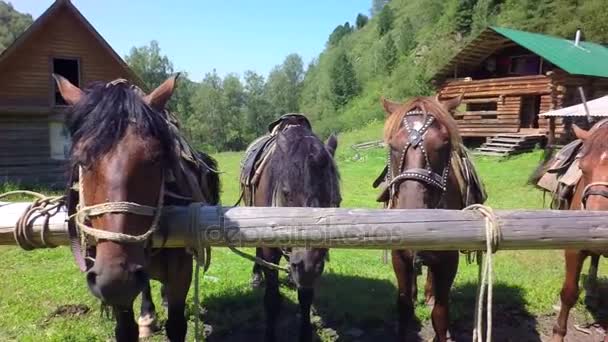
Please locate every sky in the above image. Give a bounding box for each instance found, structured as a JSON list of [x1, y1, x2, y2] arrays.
[[13, 0, 370, 81]]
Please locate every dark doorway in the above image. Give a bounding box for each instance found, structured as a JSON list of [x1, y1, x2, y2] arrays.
[[53, 58, 80, 105], [520, 96, 540, 129]]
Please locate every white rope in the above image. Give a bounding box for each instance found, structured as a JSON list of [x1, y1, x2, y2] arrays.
[[465, 204, 501, 342]]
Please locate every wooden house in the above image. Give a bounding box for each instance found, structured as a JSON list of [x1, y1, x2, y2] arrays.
[[433, 27, 608, 155], [0, 0, 142, 186]]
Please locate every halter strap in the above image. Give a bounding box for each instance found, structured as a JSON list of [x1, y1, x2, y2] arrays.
[[581, 181, 608, 209], [385, 111, 451, 208]]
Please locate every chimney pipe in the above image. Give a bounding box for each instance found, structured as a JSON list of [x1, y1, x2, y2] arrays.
[[574, 29, 581, 46]]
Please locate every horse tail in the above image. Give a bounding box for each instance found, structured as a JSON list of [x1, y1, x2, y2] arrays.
[[527, 146, 556, 186]]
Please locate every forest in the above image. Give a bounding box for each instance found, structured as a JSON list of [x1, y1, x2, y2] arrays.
[[1, 0, 607, 151]]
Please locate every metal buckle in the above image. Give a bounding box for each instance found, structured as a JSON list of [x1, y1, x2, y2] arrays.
[[409, 129, 423, 147]]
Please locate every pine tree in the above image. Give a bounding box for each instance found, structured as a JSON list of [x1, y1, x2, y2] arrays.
[[330, 51, 359, 108], [356, 13, 369, 29], [377, 5, 394, 37], [381, 35, 398, 74], [398, 19, 415, 53]]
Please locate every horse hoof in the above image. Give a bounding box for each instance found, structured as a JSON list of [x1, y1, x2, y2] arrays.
[[138, 313, 158, 338]]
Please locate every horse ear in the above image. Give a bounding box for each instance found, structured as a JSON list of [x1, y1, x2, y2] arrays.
[[144, 73, 180, 110], [381, 97, 401, 116], [52, 73, 83, 105], [439, 94, 463, 112], [573, 124, 591, 141], [326, 134, 338, 157]]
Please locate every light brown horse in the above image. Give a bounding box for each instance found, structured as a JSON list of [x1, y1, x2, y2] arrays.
[[380, 95, 465, 341], [55, 75, 219, 342], [538, 122, 608, 342]]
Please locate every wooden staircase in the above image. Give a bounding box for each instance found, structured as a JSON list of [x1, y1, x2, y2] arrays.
[[474, 132, 546, 157]]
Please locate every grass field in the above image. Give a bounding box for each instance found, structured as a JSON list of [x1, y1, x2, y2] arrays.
[[1, 122, 606, 341]]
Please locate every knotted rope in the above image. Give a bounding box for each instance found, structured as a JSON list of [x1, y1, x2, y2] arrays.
[[0, 191, 65, 250], [464, 204, 501, 342], [74, 167, 164, 244]]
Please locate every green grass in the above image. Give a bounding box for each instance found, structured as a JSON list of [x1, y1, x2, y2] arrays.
[[0, 127, 606, 341]]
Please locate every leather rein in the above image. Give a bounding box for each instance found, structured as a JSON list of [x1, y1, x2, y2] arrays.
[[386, 110, 451, 208]]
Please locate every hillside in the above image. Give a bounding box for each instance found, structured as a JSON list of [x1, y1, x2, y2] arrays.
[[0, 1, 33, 53], [299, 0, 608, 137]]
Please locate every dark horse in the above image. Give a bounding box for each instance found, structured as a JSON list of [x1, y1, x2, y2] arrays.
[[530, 121, 608, 342], [242, 114, 341, 341], [54, 74, 219, 341], [380, 95, 467, 341]]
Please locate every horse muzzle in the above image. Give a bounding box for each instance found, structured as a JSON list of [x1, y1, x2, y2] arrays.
[[86, 262, 147, 306]]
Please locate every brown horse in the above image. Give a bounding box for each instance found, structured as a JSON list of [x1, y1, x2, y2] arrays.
[[55, 74, 219, 342], [379, 95, 467, 341], [531, 121, 608, 342], [241, 114, 341, 342]]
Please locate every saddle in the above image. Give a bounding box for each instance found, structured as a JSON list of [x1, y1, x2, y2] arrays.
[[373, 144, 487, 206], [536, 139, 584, 209], [164, 110, 219, 205], [239, 114, 311, 205]]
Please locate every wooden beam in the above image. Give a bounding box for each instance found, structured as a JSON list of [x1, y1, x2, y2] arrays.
[[1, 203, 608, 251]]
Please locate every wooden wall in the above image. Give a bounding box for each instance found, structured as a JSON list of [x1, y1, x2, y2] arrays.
[[0, 3, 135, 186], [0, 114, 66, 187], [439, 75, 556, 137], [0, 5, 132, 107]]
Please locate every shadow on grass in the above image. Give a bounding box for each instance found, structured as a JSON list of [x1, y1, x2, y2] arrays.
[[198, 275, 544, 342], [450, 281, 541, 342], [581, 273, 608, 326]]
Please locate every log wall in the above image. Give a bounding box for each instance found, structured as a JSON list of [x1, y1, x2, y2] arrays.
[[439, 75, 555, 137]]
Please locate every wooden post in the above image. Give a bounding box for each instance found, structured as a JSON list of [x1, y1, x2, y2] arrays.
[[548, 117, 556, 146], [2, 203, 608, 251]]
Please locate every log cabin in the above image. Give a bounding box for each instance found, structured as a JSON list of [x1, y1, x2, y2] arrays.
[[433, 27, 608, 155], [0, 0, 142, 187]]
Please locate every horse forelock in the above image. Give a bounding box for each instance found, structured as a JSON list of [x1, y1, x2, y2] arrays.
[[66, 81, 176, 170], [383, 96, 462, 149], [266, 125, 341, 207]]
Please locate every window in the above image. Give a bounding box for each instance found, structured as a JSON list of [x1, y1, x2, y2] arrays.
[[49, 121, 71, 160], [466, 102, 497, 112], [53, 58, 80, 105], [509, 55, 540, 75]]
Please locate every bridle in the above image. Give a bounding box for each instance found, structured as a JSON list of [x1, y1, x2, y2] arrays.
[[67, 78, 166, 271], [581, 181, 608, 209], [386, 110, 451, 208], [69, 166, 165, 271]]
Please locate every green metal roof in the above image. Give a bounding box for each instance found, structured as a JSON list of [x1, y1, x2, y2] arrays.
[[491, 26, 608, 78]]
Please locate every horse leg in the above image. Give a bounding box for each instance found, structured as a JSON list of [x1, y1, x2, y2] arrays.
[[425, 267, 435, 307], [392, 250, 416, 341], [161, 283, 169, 308], [164, 249, 193, 342], [298, 287, 314, 342], [251, 247, 265, 289], [585, 254, 600, 308], [429, 251, 458, 342], [138, 280, 158, 338], [262, 247, 282, 342], [552, 250, 587, 342], [113, 306, 139, 342]]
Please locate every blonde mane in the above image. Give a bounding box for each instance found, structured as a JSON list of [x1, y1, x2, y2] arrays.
[[383, 96, 462, 148]]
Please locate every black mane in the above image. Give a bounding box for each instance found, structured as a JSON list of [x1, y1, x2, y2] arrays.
[[65, 81, 175, 168], [267, 125, 341, 207]]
